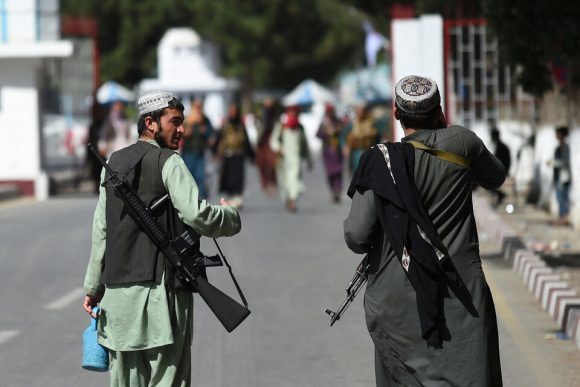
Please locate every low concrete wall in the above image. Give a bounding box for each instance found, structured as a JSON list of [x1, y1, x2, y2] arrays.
[[475, 194, 580, 350]]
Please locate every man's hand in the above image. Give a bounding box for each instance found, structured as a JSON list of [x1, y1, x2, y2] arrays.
[[220, 198, 232, 206], [83, 294, 102, 318]]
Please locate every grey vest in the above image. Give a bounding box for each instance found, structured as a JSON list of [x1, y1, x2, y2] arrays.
[[102, 141, 190, 285]]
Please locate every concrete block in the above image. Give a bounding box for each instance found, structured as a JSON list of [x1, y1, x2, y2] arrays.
[[556, 299, 580, 329], [502, 236, 525, 262], [512, 249, 533, 270], [548, 289, 577, 317], [513, 250, 538, 273], [517, 255, 542, 277], [534, 274, 561, 300], [522, 260, 546, 285], [541, 282, 569, 310], [528, 267, 553, 292], [574, 323, 580, 350], [565, 308, 580, 339]]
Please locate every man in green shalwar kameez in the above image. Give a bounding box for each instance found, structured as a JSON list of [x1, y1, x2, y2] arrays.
[[344, 75, 505, 386], [82, 91, 241, 387]]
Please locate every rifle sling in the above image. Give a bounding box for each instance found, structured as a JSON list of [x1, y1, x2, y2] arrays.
[[407, 140, 470, 168], [96, 143, 249, 309]]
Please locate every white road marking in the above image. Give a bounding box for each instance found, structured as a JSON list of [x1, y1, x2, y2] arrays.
[[45, 287, 84, 310], [0, 330, 19, 346]]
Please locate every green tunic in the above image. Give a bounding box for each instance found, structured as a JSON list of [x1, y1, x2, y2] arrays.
[[84, 139, 241, 352], [344, 126, 505, 386]]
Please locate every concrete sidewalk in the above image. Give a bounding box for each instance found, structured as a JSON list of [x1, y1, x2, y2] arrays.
[[475, 190, 580, 354]]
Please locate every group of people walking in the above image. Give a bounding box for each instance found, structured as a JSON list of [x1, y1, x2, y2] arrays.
[[171, 98, 381, 212], [175, 97, 388, 213]]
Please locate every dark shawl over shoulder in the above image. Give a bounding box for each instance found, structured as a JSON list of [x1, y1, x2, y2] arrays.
[[347, 143, 466, 345]]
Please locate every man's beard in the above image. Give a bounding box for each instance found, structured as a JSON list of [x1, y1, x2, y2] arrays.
[[154, 129, 168, 147], [154, 127, 179, 149]]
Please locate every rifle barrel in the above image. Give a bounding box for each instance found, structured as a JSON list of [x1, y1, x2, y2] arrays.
[[325, 257, 369, 326]]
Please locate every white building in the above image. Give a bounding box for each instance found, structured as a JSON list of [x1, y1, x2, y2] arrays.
[[0, 0, 73, 200], [390, 14, 580, 228], [391, 14, 445, 141], [138, 28, 239, 128]]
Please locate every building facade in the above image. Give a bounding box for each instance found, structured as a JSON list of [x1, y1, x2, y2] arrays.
[[0, 0, 73, 199]]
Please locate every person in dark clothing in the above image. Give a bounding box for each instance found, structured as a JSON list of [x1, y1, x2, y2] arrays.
[[215, 102, 255, 209], [255, 97, 279, 197], [344, 75, 505, 386], [551, 126, 571, 226], [490, 127, 511, 206], [317, 103, 344, 203], [86, 99, 107, 193]]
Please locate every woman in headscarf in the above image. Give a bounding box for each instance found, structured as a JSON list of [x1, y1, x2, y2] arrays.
[[317, 103, 344, 203], [270, 105, 312, 212], [255, 97, 279, 197], [342, 103, 378, 174], [215, 102, 254, 208]]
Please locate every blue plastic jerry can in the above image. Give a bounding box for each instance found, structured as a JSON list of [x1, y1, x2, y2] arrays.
[[82, 306, 109, 372]]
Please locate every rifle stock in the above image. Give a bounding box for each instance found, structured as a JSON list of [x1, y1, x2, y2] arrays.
[[88, 143, 250, 332], [194, 276, 251, 332]]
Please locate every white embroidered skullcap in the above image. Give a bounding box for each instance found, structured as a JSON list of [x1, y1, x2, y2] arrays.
[[395, 75, 440, 115], [137, 90, 176, 116]]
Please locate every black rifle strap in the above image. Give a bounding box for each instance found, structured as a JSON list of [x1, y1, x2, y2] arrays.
[[165, 197, 178, 288], [213, 238, 249, 308]]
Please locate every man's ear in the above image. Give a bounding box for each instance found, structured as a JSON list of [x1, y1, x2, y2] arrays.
[[144, 116, 156, 132], [393, 106, 401, 121]]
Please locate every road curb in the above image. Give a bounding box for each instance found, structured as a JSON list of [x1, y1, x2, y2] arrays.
[[475, 195, 580, 350], [0, 184, 20, 202]]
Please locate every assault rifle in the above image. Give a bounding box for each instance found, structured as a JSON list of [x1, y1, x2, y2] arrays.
[[89, 143, 250, 332], [324, 257, 369, 326]]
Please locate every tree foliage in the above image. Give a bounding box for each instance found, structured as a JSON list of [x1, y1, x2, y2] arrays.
[[483, 0, 580, 98], [61, 0, 379, 95], [61, 0, 198, 86]]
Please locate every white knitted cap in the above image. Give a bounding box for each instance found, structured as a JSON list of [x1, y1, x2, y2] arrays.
[[137, 91, 176, 116]]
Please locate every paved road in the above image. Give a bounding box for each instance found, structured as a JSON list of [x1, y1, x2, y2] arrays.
[[0, 162, 579, 386]]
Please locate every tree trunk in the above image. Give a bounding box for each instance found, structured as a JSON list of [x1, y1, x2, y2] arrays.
[[241, 64, 254, 115]]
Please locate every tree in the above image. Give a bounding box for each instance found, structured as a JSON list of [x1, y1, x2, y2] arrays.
[[61, 0, 372, 102], [483, 0, 580, 102], [61, 0, 198, 86]]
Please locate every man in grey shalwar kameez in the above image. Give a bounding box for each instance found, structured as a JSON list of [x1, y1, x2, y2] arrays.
[[344, 75, 505, 386]]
